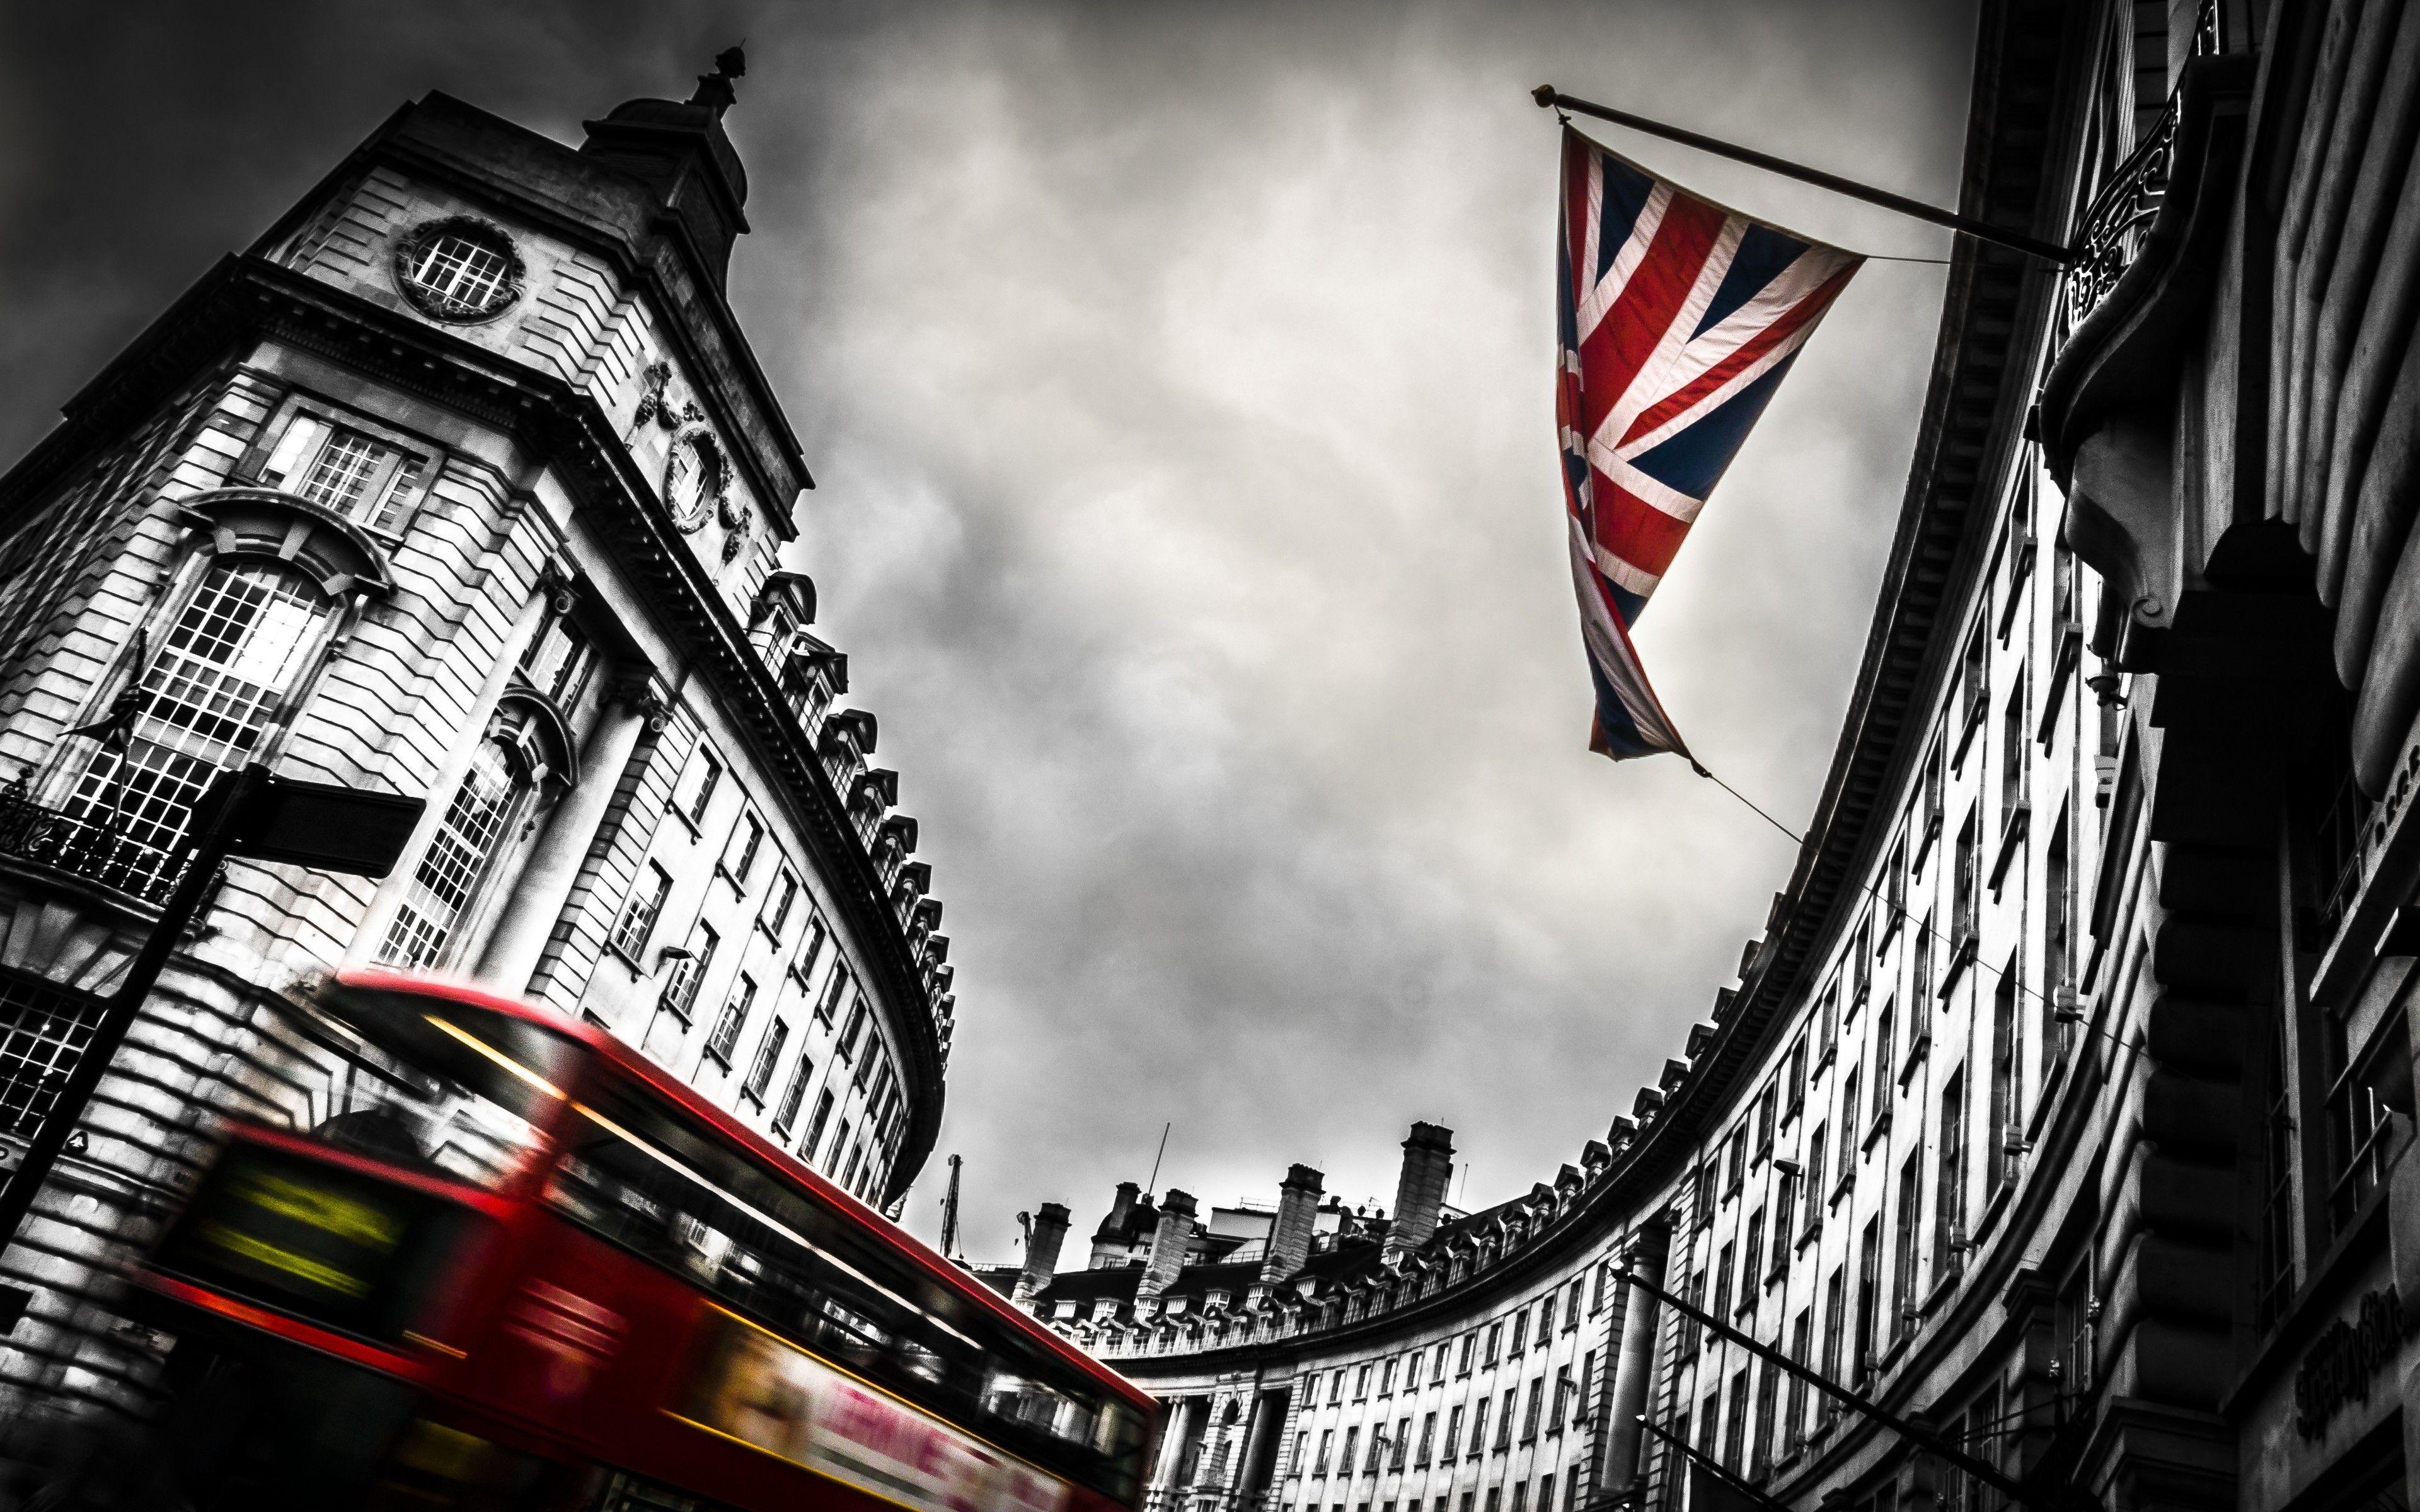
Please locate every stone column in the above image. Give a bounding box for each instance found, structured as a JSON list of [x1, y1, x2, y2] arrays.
[[476, 672, 667, 991], [1599, 1220, 1673, 1502]]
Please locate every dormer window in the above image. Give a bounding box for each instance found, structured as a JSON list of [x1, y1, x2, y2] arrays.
[[395, 218, 523, 322]]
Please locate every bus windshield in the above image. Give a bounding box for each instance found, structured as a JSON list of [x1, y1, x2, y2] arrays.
[[544, 1075, 1146, 1501], [309, 977, 584, 1192]]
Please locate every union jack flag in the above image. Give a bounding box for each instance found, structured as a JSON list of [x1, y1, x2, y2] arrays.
[[1557, 127, 1862, 760]]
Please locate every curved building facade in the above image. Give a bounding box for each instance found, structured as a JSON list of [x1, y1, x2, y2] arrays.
[[0, 61, 952, 1412], [1005, 9, 2420, 1512]]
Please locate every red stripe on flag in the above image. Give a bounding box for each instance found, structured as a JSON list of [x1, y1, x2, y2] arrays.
[[1618, 263, 1858, 445], [1593, 476, 1694, 580], [1574, 193, 1726, 444]]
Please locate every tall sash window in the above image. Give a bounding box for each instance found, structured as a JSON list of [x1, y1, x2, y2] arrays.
[[67, 561, 329, 892], [383, 736, 529, 968]]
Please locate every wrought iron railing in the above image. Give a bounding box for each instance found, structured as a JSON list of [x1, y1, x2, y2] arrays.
[[2048, 0, 2224, 358], [0, 777, 188, 906]]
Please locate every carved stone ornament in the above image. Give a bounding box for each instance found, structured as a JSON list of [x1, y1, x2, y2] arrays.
[[720, 507, 751, 564], [662, 428, 727, 536], [391, 217, 526, 324]]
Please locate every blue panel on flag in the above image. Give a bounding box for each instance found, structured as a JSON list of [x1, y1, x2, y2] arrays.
[[1693, 222, 1814, 339], [1627, 357, 1798, 500], [1595, 156, 1656, 284]]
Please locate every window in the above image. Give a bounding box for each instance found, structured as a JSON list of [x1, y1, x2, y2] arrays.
[[1911, 922, 1933, 1015], [611, 862, 672, 961], [1853, 1218, 1881, 1382], [677, 749, 723, 825], [1843, 1067, 1864, 1140], [1804, 1124, 1828, 1228], [1784, 1309, 1811, 1453], [1577, 1351, 1594, 1417], [1331, 1375, 1345, 1406], [1380, 1359, 1397, 1395], [703, 973, 758, 1067], [1538, 1292, 1555, 1337], [839, 994, 870, 1060], [2325, 1000, 2412, 1232], [1458, 1334, 1475, 1375], [1723, 1369, 1749, 1470], [1366, 1424, 1385, 1474], [1465, 1397, 1487, 1458], [1710, 1243, 1734, 1329], [520, 597, 596, 709], [1872, 1001, 1895, 1103], [1565, 1468, 1582, 1512], [1417, 1412, 1436, 1467], [765, 869, 800, 937], [1786, 1039, 1807, 1113], [1739, 1210, 1764, 1317], [1356, 1366, 1372, 1399], [2046, 808, 2075, 1061], [1509, 1308, 1528, 1354], [723, 810, 766, 889], [1442, 1406, 1463, 1459], [1819, 1267, 1847, 1404], [1754, 1085, 1777, 1153], [1390, 1418, 1410, 1471], [772, 1050, 815, 1135], [297, 428, 396, 520], [1953, 808, 1979, 946], [1892, 1152, 1923, 1338], [2257, 1018, 2297, 1327], [1934, 1067, 1967, 1275], [742, 1016, 788, 1106], [1725, 1130, 1747, 1191], [800, 1089, 834, 1159], [1494, 1388, 1515, 1450], [1988, 973, 2019, 1197], [1567, 1278, 1583, 1327], [1549, 1366, 1572, 1434], [1485, 1323, 1502, 1365], [1662, 1411, 1692, 1512], [1316, 1431, 1334, 1475], [659, 922, 719, 1024], [1511, 1485, 1527, 1512], [1750, 1360, 1778, 1479], [396, 219, 521, 320], [816, 963, 853, 1024], [1340, 1429, 1358, 1475], [67, 561, 330, 895], [383, 735, 529, 968], [2000, 678, 2027, 817], [1521, 1378, 1542, 1441]]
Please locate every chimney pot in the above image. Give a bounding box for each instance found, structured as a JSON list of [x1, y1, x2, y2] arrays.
[[1137, 1189, 1197, 1300], [1383, 1123, 1456, 1262], [1260, 1164, 1325, 1284], [1013, 1202, 1071, 1306]]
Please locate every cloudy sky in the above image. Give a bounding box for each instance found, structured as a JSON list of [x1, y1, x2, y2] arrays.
[[0, 1, 1973, 1259]]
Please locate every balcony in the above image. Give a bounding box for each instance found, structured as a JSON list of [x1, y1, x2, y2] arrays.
[[0, 779, 193, 908]]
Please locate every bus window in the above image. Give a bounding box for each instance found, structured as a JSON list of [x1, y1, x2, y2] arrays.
[[311, 980, 582, 1193]]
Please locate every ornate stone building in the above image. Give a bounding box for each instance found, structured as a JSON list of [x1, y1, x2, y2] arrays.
[[1003, 8, 2420, 1512], [0, 58, 953, 1413]]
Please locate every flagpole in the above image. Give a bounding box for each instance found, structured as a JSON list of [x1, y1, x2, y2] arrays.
[[1533, 86, 2073, 266]]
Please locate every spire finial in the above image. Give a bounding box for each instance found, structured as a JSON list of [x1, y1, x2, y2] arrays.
[[688, 43, 747, 115]]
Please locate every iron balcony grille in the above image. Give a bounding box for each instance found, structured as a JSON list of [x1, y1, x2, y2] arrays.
[[0, 776, 195, 906]]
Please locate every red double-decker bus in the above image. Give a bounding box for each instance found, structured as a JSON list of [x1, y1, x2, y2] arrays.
[[118, 967, 1155, 1511]]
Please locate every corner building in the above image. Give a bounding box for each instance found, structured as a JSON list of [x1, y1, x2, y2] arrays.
[[1008, 9, 2420, 1512], [0, 62, 954, 1412]]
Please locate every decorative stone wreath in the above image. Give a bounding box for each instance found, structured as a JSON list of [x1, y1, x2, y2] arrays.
[[663, 427, 729, 536]]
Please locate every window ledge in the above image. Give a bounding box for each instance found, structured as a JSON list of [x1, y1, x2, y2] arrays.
[[1813, 1041, 1836, 1075], [1828, 1174, 1853, 1210], [1898, 1034, 1931, 1088], [1991, 803, 2032, 891], [1938, 935, 1977, 1000], [1795, 1219, 1823, 1252], [1861, 1111, 1893, 1154]]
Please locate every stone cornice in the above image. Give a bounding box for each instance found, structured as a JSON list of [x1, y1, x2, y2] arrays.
[[0, 255, 945, 1198]]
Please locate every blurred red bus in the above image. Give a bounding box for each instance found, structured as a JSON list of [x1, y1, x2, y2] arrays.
[[123, 966, 1155, 1511]]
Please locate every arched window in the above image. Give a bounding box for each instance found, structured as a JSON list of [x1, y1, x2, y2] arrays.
[[381, 735, 529, 968], [66, 559, 331, 895]]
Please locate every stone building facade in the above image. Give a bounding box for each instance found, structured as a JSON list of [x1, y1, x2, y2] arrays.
[[0, 60, 954, 1416], [1004, 9, 2420, 1512]]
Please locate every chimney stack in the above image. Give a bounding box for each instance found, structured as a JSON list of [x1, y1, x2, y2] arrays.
[[1090, 1181, 1140, 1266], [1136, 1189, 1197, 1300], [1260, 1164, 1325, 1283], [1013, 1202, 1071, 1306], [1384, 1123, 1456, 1261]]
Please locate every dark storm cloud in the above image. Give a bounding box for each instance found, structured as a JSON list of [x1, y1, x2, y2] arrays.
[[0, 2, 1971, 1256]]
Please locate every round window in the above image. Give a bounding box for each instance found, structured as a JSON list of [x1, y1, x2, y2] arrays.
[[663, 430, 725, 534], [393, 218, 524, 323]]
